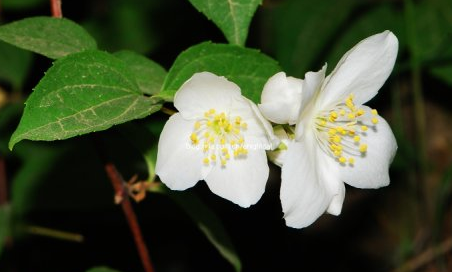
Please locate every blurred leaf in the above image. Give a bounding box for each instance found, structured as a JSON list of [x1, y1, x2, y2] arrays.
[[117, 117, 165, 181], [273, 0, 356, 77], [114, 50, 167, 96], [9, 50, 162, 150], [326, 4, 405, 70], [0, 205, 11, 256], [159, 42, 281, 103], [0, 17, 97, 59], [86, 266, 123, 272], [2, 0, 46, 10], [430, 65, 452, 86], [152, 185, 241, 272], [188, 0, 262, 46], [0, 41, 33, 89], [411, 0, 452, 63], [82, 0, 158, 54]]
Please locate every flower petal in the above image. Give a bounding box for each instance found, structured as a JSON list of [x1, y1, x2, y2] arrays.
[[155, 113, 210, 190], [281, 134, 343, 228], [340, 108, 397, 188], [258, 72, 303, 125], [299, 65, 327, 113], [318, 31, 398, 109], [266, 125, 290, 167], [204, 149, 269, 208], [326, 182, 345, 215], [174, 72, 241, 119]]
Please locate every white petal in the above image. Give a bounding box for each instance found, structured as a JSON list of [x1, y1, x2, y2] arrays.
[[258, 72, 303, 125], [318, 31, 398, 109], [340, 108, 397, 188], [299, 65, 327, 113], [155, 113, 210, 190], [204, 149, 269, 207], [266, 125, 290, 167], [326, 182, 345, 215], [281, 134, 343, 228], [174, 72, 241, 119], [230, 96, 278, 149]]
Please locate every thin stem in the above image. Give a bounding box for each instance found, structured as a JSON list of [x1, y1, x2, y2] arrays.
[[25, 225, 84, 242], [160, 106, 176, 116], [0, 157, 7, 206], [50, 0, 63, 18], [391, 236, 452, 272], [104, 163, 155, 272]]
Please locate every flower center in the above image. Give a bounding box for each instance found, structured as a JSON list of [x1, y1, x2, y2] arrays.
[[314, 94, 379, 165], [189, 108, 248, 167]]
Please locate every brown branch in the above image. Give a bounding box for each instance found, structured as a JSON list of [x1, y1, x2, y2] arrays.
[[391, 236, 452, 272], [50, 0, 62, 18], [104, 163, 155, 272], [0, 157, 7, 206]]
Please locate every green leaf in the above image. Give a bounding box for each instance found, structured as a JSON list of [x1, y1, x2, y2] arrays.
[[0, 17, 97, 59], [2, 0, 46, 10], [117, 118, 165, 181], [0, 41, 33, 89], [188, 0, 262, 46], [0, 205, 11, 257], [152, 185, 241, 272], [114, 50, 167, 96], [9, 50, 162, 150], [159, 42, 281, 103], [273, 0, 356, 77], [325, 4, 405, 70], [86, 267, 123, 272]]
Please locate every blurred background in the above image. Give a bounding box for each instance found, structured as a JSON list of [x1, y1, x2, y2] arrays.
[[0, 0, 451, 271]]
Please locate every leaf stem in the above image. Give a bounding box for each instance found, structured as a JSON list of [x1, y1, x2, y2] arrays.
[[50, 0, 63, 18], [104, 163, 155, 272]]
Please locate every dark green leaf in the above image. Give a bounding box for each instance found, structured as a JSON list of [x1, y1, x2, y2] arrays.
[[0, 205, 11, 257], [188, 0, 262, 46], [0, 41, 33, 89], [0, 17, 97, 59], [117, 118, 165, 181], [325, 4, 405, 69], [2, 0, 46, 10], [114, 50, 167, 96], [159, 42, 281, 103], [9, 50, 162, 150], [86, 266, 123, 272], [152, 185, 241, 272], [273, 0, 356, 77]]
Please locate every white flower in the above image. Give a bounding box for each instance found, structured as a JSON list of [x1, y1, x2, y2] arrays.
[[258, 31, 399, 228], [156, 72, 278, 207]]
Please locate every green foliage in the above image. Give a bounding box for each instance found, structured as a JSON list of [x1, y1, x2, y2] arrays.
[[82, 0, 158, 54], [152, 185, 241, 272], [272, 0, 356, 76], [2, 0, 46, 10], [9, 50, 162, 149], [188, 0, 262, 46], [114, 50, 167, 96], [0, 17, 97, 59], [159, 42, 281, 103], [0, 41, 32, 89], [86, 267, 123, 272], [0, 205, 11, 257], [325, 4, 405, 70]]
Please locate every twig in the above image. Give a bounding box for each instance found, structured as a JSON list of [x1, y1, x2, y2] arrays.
[[0, 157, 7, 206], [391, 236, 452, 272], [104, 163, 155, 272], [50, 0, 62, 18], [26, 225, 84, 242]]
